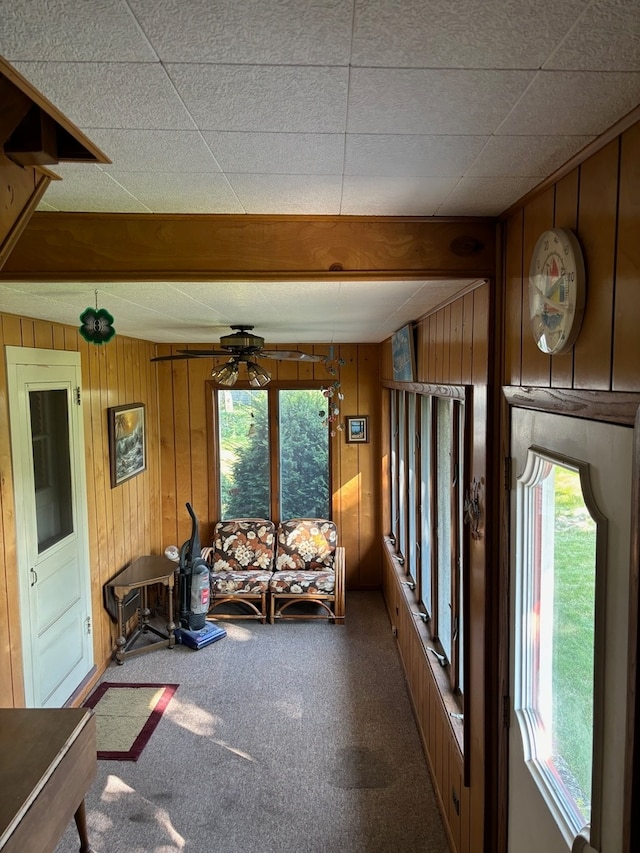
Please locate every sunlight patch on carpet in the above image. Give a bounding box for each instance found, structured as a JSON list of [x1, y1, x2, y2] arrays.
[[84, 682, 178, 761]]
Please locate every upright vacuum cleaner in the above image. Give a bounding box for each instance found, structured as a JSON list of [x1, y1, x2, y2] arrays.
[[178, 502, 210, 630]]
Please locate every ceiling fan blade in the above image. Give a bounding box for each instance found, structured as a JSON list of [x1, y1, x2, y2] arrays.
[[175, 349, 232, 356], [151, 353, 203, 362], [258, 350, 326, 362]]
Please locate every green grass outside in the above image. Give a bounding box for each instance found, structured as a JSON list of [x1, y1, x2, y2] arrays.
[[551, 465, 596, 818]]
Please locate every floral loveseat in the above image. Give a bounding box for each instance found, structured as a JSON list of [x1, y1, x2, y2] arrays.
[[202, 518, 345, 625]]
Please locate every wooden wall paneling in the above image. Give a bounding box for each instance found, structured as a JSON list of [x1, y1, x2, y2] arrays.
[[352, 344, 380, 587], [450, 299, 463, 385], [52, 322, 65, 350], [157, 353, 179, 555], [417, 317, 427, 383], [461, 292, 474, 385], [444, 304, 453, 382], [380, 338, 392, 382], [336, 344, 360, 587], [471, 285, 489, 385], [612, 123, 640, 392], [171, 358, 194, 548], [272, 344, 298, 381], [436, 311, 445, 384], [449, 747, 463, 853], [85, 341, 111, 663], [20, 317, 34, 347], [33, 318, 53, 349], [186, 351, 212, 545], [521, 188, 554, 386], [460, 767, 471, 853], [144, 339, 159, 555], [502, 211, 524, 385], [551, 169, 579, 388], [311, 343, 331, 380], [428, 315, 438, 383], [0, 314, 23, 706], [573, 140, 619, 390], [114, 338, 129, 566], [134, 341, 147, 553]]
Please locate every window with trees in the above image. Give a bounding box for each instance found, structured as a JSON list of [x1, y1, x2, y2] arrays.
[[215, 386, 330, 522]]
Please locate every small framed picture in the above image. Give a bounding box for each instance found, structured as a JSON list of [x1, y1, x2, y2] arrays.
[[108, 402, 146, 487], [345, 415, 369, 444]]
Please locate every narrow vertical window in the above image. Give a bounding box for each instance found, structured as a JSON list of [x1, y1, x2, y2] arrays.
[[407, 393, 417, 580], [436, 397, 453, 661], [279, 389, 329, 519], [419, 394, 432, 615], [217, 389, 270, 519]]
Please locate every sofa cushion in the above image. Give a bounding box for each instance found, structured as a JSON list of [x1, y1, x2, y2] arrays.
[[211, 571, 273, 594], [276, 519, 337, 572], [213, 518, 275, 573], [269, 570, 335, 594]]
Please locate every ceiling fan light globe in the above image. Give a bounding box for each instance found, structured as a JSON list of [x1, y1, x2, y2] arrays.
[[211, 361, 239, 386], [246, 361, 271, 387]]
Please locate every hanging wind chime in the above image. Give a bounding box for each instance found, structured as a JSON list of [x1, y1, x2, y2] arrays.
[[79, 289, 116, 345], [319, 347, 345, 437]]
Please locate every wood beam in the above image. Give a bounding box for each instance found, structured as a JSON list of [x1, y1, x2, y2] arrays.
[[1, 213, 497, 282]]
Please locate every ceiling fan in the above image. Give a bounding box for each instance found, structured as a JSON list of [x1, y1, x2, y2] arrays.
[[151, 325, 325, 387]]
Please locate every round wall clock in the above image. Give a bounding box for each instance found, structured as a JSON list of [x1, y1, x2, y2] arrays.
[[528, 228, 586, 355]]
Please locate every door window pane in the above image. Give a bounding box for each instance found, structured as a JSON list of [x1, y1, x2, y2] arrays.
[[279, 389, 329, 519], [217, 389, 270, 518], [30, 390, 73, 552], [516, 452, 599, 839]]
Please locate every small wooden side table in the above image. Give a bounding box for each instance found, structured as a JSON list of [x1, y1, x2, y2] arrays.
[[106, 555, 176, 665], [0, 708, 96, 853]]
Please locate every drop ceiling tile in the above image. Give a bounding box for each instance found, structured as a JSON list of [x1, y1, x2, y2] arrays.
[[347, 68, 535, 135], [340, 176, 458, 215], [87, 129, 222, 173], [167, 64, 349, 133], [544, 0, 640, 71], [202, 132, 345, 175], [436, 176, 541, 216], [226, 174, 343, 214], [127, 0, 353, 65], [104, 172, 245, 213], [1, 0, 156, 61], [35, 164, 150, 212], [498, 70, 640, 136], [10, 61, 195, 130], [351, 0, 587, 70], [468, 135, 595, 177], [345, 134, 488, 176]]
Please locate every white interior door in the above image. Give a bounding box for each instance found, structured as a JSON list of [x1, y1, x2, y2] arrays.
[[508, 408, 633, 853], [6, 347, 93, 708]]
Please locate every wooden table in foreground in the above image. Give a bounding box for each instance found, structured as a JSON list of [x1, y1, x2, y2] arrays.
[[0, 708, 96, 853], [106, 554, 176, 664]]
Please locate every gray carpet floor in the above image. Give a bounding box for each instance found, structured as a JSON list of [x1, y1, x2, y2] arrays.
[[55, 591, 449, 853]]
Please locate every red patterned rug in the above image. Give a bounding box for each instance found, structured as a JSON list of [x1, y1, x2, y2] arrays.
[[83, 682, 178, 761]]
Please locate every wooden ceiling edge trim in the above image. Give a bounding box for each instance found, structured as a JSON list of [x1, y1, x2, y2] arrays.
[[0, 268, 495, 283], [26, 211, 497, 224], [0, 57, 110, 165], [415, 278, 489, 322], [0, 173, 51, 270], [499, 104, 640, 221]]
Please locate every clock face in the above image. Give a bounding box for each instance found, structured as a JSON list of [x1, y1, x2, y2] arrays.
[[528, 228, 586, 355]]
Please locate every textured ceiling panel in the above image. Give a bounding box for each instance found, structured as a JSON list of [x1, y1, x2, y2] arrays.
[[1, 0, 637, 343]]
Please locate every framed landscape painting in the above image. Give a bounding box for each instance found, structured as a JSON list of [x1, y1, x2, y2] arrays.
[[108, 403, 146, 487], [392, 324, 416, 382]]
